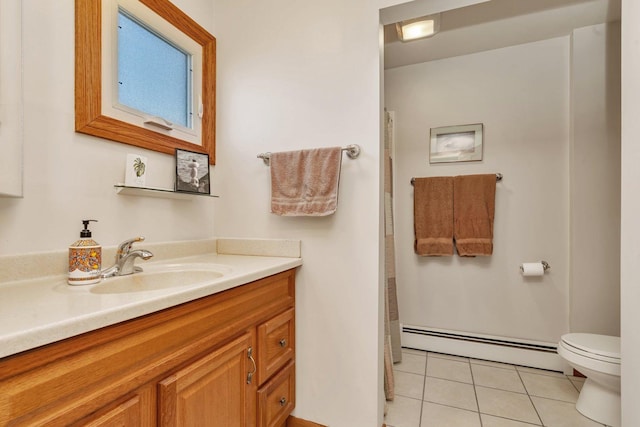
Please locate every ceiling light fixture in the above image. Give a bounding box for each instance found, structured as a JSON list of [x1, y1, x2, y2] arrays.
[[396, 14, 440, 42]]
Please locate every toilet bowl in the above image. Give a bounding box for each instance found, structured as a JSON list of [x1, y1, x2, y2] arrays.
[[557, 333, 621, 427]]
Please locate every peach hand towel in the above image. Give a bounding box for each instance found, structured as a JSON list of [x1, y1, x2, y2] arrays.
[[453, 174, 496, 256], [270, 147, 342, 216], [413, 177, 454, 256]]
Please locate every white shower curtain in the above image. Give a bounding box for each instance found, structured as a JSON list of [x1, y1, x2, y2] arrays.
[[384, 110, 402, 401]]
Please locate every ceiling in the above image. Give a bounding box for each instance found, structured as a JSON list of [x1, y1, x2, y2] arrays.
[[383, 0, 621, 69]]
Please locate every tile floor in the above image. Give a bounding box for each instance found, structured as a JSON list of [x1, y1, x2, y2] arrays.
[[385, 348, 609, 427]]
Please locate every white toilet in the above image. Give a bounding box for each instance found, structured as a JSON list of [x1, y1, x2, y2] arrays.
[[557, 333, 621, 427]]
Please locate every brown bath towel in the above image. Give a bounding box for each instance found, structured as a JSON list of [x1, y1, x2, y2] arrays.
[[453, 174, 496, 256], [270, 147, 342, 216], [413, 177, 454, 256]]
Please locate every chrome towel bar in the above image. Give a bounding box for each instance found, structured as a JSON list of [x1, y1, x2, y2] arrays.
[[411, 173, 502, 185], [257, 144, 361, 166]]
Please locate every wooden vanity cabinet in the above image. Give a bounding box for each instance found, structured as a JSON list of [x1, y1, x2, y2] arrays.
[[0, 269, 296, 427]]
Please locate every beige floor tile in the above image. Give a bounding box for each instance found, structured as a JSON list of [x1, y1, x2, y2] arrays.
[[472, 364, 527, 393], [428, 352, 470, 363], [476, 386, 541, 425], [520, 372, 580, 403], [481, 413, 542, 426], [426, 356, 473, 383], [424, 376, 478, 411], [471, 358, 517, 370], [531, 396, 605, 427], [395, 351, 427, 375], [394, 370, 425, 400], [421, 402, 481, 427], [389, 353, 603, 427], [384, 395, 422, 427], [402, 347, 428, 357]]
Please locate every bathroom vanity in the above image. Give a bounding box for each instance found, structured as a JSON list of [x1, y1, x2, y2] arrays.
[[0, 239, 301, 426]]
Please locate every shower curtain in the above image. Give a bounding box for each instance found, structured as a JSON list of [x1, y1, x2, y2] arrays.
[[384, 110, 402, 401]]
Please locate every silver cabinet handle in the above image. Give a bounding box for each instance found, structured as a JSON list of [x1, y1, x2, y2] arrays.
[[247, 346, 257, 384], [279, 339, 287, 348], [279, 397, 287, 406]]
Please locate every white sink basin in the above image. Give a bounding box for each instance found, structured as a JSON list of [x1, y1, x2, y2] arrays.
[[89, 263, 231, 294]]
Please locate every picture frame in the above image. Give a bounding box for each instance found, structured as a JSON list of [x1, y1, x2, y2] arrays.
[[175, 149, 210, 194], [429, 123, 483, 164], [124, 153, 147, 187]]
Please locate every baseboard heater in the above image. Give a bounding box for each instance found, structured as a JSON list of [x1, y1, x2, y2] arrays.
[[402, 325, 571, 373]]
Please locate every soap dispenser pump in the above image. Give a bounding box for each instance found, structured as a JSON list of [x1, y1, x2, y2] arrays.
[[68, 219, 102, 285]]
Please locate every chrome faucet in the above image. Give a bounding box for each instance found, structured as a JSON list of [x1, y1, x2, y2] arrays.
[[101, 236, 154, 278]]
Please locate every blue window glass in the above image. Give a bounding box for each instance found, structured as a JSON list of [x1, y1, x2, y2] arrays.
[[117, 9, 191, 128]]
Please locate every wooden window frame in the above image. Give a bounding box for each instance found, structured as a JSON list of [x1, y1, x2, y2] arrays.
[[75, 0, 216, 164]]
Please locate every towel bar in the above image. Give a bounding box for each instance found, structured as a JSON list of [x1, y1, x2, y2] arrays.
[[257, 144, 361, 166], [411, 173, 502, 185]]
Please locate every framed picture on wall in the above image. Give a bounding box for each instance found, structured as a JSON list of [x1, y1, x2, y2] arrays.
[[429, 123, 483, 164], [175, 149, 210, 194]]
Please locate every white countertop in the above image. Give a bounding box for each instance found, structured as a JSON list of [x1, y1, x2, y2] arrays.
[[0, 240, 302, 359]]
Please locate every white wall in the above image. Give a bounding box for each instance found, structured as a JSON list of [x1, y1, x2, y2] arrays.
[[210, 0, 384, 425], [570, 23, 621, 336], [0, 0, 23, 197], [386, 37, 571, 343], [0, 0, 217, 256], [620, 1, 640, 425]]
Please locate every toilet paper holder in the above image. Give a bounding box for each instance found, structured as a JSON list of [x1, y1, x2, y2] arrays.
[[519, 261, 550, 273]]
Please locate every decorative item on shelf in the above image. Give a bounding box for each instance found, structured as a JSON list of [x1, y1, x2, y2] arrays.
[[124, 154, 147, 187], [429, 123, 483, 164], [175, 148, 210, 195]]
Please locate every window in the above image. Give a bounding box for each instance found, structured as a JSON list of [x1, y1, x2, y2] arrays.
[[117, 8, 192, 129], [75, 0, 216, 164]]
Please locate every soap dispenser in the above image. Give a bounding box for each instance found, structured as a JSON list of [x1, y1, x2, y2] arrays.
[[68, 219, 102, 285]]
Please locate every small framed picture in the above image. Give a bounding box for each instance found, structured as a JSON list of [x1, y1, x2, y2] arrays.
[[175, 149, 210, 194], [429, 123, 483, 164], [124, 153, 147, 187]]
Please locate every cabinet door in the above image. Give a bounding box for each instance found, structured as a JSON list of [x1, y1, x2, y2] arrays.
[[158, 332, 256, 427], [85, 397, 142, 426], [75, 387, 154, 427]]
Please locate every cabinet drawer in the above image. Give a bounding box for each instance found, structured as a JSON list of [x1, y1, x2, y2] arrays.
[[257, 361, 295, 427], [257, 308, 294, 384]]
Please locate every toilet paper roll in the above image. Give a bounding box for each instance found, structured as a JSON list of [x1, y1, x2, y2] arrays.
[[520, 262, 545, 276]]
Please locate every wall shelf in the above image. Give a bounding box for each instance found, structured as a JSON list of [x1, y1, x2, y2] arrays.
[[114, 184, 219, 200]]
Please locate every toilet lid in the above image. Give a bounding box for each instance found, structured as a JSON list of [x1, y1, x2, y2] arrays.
[[561, 333, 620, 360]]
